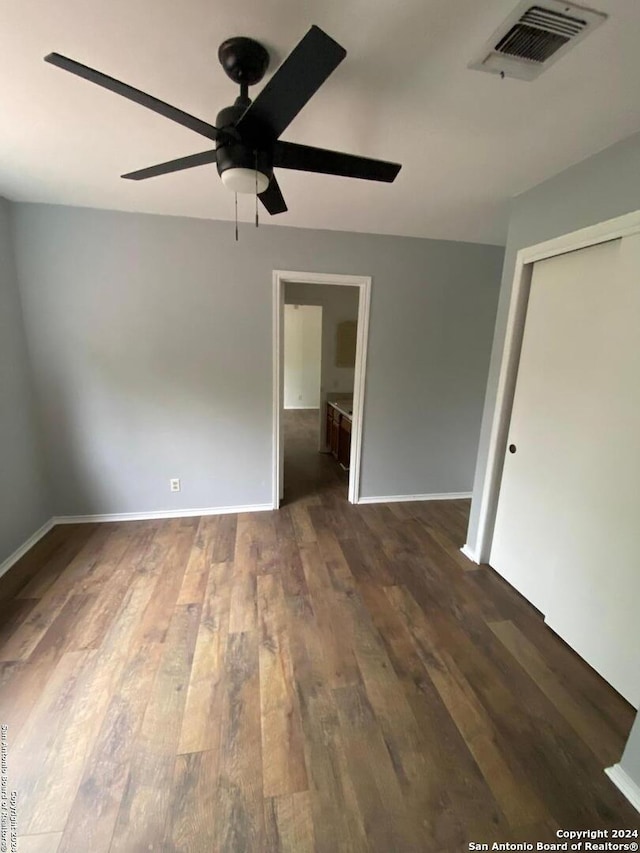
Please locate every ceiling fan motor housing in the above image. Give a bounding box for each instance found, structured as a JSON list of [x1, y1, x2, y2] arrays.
[[215, 100, 249, 129], [215, 102, 273, 190], [215, 141, 273, 186]]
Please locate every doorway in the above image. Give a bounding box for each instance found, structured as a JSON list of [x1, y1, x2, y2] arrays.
[[272, 270, 371, 508]]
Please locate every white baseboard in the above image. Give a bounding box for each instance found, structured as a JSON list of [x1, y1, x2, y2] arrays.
[[605, 764, 640, 814], [357, 492, 472, 505], [52, 503, 273, 524], [460, 544, 481, 564], [0, 518, 55, 581]]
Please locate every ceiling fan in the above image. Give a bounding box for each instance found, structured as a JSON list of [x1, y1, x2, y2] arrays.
[[44, 26, 402, 216]]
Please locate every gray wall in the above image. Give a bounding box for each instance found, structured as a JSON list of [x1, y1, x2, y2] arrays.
[[0, 198, 52, 564], [467, 130, 640, 786], [12, 202, 503, 514], [468, 129, 640, 551]]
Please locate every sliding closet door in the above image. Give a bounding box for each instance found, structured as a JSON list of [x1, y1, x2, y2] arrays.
[[490, 235, 640, 707]]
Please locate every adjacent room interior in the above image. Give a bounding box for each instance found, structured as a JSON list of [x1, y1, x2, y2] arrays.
[[1, 1, 640, 850], [282, 280, 361, 506]]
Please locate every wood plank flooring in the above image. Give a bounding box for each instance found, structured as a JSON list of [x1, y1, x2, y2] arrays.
[[1, 408, 638, 851]]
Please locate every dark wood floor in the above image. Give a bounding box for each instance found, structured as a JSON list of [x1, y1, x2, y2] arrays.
[[1, 408, 638, 852]]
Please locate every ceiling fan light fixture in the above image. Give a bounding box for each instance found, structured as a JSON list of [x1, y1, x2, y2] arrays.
[[221, 167, 269, 194]]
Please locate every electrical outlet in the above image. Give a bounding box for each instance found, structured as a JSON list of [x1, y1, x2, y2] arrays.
[[170, 478, 180, 492]]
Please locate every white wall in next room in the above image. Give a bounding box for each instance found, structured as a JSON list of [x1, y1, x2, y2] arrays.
[[284, 304, 322, 409]]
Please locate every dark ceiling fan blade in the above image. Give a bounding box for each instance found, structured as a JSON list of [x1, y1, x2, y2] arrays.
[[259, 175, 288, 214], [122, 149, 218, 181], [44, 53, 220, 142], [235, 26, 346, 144], [274, 141, 401, 182]]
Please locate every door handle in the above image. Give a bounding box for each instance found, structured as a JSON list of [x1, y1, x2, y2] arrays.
[[508, 444, 517, 454]]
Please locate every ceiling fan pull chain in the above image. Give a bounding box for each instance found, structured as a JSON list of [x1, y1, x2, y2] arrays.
[[235, 192, 238, 242]]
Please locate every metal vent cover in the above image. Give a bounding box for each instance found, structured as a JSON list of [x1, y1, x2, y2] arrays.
[[469, 1, 607, 81]]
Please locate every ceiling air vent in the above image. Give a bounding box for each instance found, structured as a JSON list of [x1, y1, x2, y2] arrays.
[[469, 0, 607, 81]]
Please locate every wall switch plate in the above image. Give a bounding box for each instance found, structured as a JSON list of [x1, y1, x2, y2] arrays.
[[170, 478, 181, 492]]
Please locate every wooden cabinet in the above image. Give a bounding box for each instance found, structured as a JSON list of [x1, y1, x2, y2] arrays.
[[338, 415, 351, 469], [330, 413, 340, 457], [326, 406, 334, 453], [326, 402, 352, 470]]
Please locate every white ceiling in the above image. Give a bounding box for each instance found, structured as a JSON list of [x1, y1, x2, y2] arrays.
[[2, 0, 640, 245]]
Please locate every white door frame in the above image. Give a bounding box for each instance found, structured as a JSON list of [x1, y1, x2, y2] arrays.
[[467, 209, 640, 564], [272, 269, 372, 509]]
